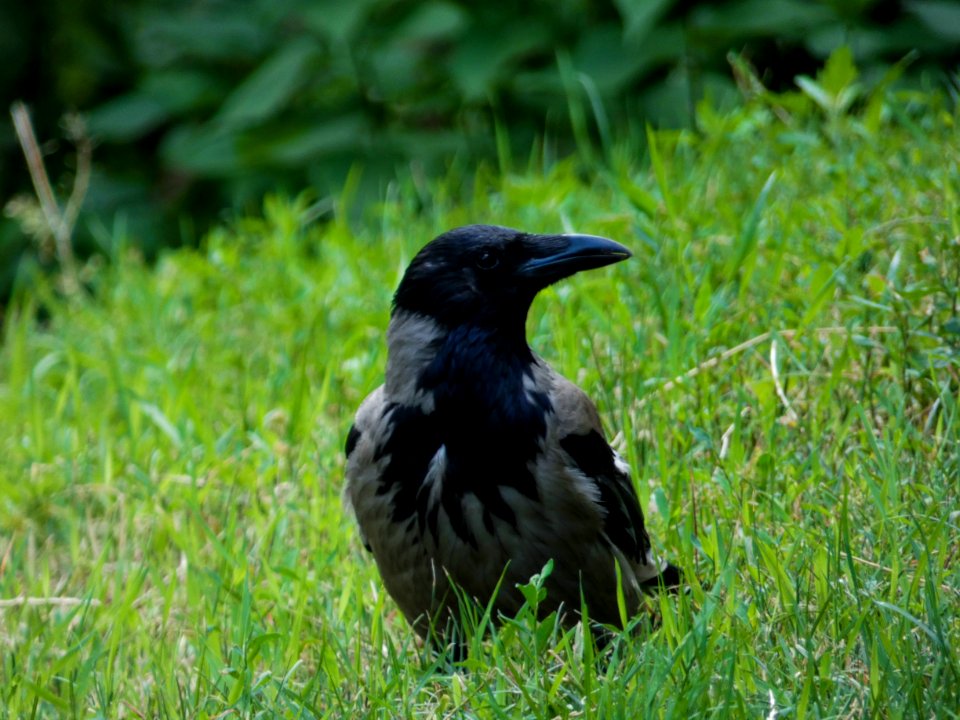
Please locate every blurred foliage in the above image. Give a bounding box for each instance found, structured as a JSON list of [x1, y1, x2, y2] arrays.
[[1, 0, 959, 302]]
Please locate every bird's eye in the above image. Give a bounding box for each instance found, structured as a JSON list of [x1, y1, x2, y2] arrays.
[[475, 249, 500, 270]]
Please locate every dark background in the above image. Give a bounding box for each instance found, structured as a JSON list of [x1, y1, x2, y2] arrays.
[[2, 0, 959, 299]]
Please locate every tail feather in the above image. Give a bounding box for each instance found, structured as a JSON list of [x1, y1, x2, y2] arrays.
[[638, 562, 683, 593]]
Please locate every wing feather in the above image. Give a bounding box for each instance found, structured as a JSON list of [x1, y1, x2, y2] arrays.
[[547, 374, 659, 577]]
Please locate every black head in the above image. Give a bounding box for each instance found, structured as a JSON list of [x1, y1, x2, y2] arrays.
[[393, 224, 631, 330]]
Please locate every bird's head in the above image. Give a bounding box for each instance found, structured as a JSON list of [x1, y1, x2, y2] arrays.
[[393, 225, 631, 333]]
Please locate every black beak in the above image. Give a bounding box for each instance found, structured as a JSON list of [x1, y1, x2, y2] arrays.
[[518, 233, 632, 283]]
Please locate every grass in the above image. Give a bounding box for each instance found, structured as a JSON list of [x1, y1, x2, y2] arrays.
[[1, 75, 959, 718]]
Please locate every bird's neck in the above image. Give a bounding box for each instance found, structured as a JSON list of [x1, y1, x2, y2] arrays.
[[384, 309, 534, 409], [385, 309, 551, 502], [384, 311, 446, 407], [418, 320, 550, 485]]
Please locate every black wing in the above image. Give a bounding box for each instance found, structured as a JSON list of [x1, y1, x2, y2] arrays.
[[559, 429, 651, 565]]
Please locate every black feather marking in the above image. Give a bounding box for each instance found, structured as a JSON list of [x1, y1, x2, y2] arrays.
[[483, 508, 495, 535], [559, 430, 651, 564], [345, 424, 361, 459], [639, 563, 683, 592], [374, 403, 442, 525], [412, 324, 551, 544], [373, 321, 555, 548], [425, 499, 440, 542], [560, 430, 614, 477], [441, 481, 477, 549]]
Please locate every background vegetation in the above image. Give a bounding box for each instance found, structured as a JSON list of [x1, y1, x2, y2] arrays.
[[0, 47, 958, 715], [3, 0, 960, 302]]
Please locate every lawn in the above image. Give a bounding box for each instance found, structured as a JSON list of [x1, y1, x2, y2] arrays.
[[1, 67, 958, 718]]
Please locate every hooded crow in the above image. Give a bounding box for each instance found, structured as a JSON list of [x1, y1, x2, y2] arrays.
[[345, 224, 678, 640]]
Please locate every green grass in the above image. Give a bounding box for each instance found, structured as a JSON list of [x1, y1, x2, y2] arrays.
[[1, 80, 959, 718]]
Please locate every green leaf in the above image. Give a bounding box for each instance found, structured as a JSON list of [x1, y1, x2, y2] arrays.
[[573, 24, 646, 95], [369, 44, 421, 98], [691, 0, 834, 38], [864, 54, 914, 130], [137, 401, 182, 449], [796, 48, 861, 117], [617, 175, 658, 217], [646, 124, 675, 220], [245, 632, 283, 663], [907, 0, 960, 41], [799, 263, 839, 327], [87, 93, 168, 141], [253, 115, 370, 166], [516, 559, 553, 608], [729, 171, 776, 279], [394, 1, 467, 42], [135, 11, 266, 65], [806, 20, 941, 61], [449, 25, 550, 100], [161, 123, 239, 176], [795, 76, 833, 113], [217, 38, 319, 129], [612, 0, 672, 40], [141, 70, 221, 115], [302, 0, 379, 41], [819, 45, 858, 97], [872, 600, 942, 645]]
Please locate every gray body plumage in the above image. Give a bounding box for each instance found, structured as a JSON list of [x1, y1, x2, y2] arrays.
[[344, 225, 676, 638]]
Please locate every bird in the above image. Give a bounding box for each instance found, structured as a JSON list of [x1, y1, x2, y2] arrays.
[[344, 224, 679, 642]]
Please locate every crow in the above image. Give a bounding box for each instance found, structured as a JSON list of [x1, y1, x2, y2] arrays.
[[344, 224, 679, 641]]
